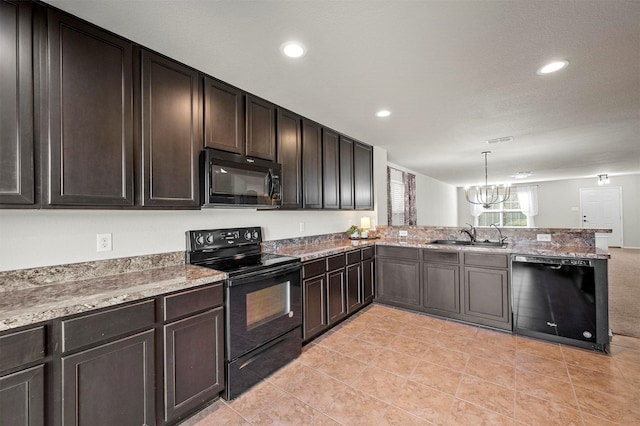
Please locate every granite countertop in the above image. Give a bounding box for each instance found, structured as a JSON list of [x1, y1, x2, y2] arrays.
[[266, 237, 609, 261], [2, 232, 607, 333], [0, 263, 226, 332]]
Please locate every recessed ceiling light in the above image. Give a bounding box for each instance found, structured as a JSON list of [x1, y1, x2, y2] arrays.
[[512, 171, 532, 179], [376, 110, 391, 117], [280, 41, 306, 58], [537, 60, 569, 75]]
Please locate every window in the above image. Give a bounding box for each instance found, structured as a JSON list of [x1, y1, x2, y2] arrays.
[[387, 166, 416, 225], [389, 168, 405, 225], [476, 190, 529, 227]]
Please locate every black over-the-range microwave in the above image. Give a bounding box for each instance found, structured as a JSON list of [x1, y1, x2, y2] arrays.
[[200, 148, 282, 208]]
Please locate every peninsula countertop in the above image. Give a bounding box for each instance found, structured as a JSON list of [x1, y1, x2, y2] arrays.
[[265, 237, 610, 262]]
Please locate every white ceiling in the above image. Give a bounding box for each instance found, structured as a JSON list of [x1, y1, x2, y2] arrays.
[[46, 0, 640, 187]]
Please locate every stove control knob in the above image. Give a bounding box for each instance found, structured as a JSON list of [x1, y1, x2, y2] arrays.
[[252, 231, 259, 240], [195, 235, 204, 246], [244, 231, 251, 240], [205, 234, 214, 244]]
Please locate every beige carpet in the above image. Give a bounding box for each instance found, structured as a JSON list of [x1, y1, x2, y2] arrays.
[[608, 247, 640, 338]]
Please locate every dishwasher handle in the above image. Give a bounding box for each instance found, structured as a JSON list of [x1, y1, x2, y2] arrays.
[[512, 255, 593, 267]]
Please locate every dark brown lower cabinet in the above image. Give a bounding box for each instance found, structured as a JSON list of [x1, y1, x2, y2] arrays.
[[163, 307, 224, 424], [327, 268, 347, 325], [361, 247, 375, 304], [302, 248, 374, 342], [61, 330, 155, 426], [303, 274, 329, 341], [463, 267, 509, 324], [0, 365, 44, 426], [421, 249, 461, 316], [346, 250, 363, 314], [0, 325, 46, 426], [375, 246, 421, 309], [376, 247, 511, 331], [362, 258, 374, 304]]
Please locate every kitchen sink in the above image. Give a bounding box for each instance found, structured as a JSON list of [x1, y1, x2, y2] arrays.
[[430, 240, 508, 248]]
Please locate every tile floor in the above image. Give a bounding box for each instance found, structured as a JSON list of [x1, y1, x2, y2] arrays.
[[182, 304, 640, 425]]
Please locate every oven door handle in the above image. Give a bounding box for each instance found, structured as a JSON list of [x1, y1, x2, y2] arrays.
[[227, 263, 301, 286]]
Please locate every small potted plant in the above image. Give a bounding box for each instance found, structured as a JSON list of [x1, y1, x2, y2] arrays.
[[346, 225, 360, 239]]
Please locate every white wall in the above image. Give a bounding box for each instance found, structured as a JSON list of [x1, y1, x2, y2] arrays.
[[0, 209, 364, 271], [387, 162, 458, 226], [457, 174, 640, 248], [0, 146, 389, 271]]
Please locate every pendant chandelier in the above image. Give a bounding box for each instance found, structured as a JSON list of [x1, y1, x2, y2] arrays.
[[464, 151, 511, 209]]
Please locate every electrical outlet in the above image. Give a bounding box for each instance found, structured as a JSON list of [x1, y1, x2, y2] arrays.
[[536, 234, 552, 242], [97, 233, 112, 252], [299, 222, 305, 232], [398, 230, 408, 237]]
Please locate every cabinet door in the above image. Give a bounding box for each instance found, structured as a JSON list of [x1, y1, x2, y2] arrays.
[[463, 267, 510, 325], [277, 109, 302, 209], [423, 263, 460, 314], [362, 258, 375, 304], [203, 77, 243, 154], [0, 0, 34, 205], [0, 365, 44, 426], [61, 330, 155, 426], [301, 119, 323, 209], [339, 136, 354, 210], [303, 275, 328, 341], [245, 95, 276, 161], [346, 263, 362, 313], [163, 308, 224, 423], [376, 257, 420, 308], [326, 269, 347, 325], [322, 129, 340, 209], [139, 50, 200, 207], [46, 10, 134, 206], [353, 142, 373, 210]]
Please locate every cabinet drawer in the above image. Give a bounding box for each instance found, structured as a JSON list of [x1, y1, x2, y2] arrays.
[[164, 283, 223, 322], [303, 258, 325, 278], [346, 250, 360, 265], [62, 300, 155, 352], [376, 245, 419, 260], [326, 253, 346, 271], [361, 246, 374, 260], [0, 327, 46, 372], [464, 253, 509, 269], [423, 250, 459, 264]]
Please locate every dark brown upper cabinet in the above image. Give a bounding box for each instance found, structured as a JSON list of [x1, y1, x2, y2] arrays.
[[301, 119, 323, 209], [354, 141, 374, 210], [0, 1, 34, 206], [203, 77, 244, 155], [322, 128, 340, 210], [45, 10, 134, 206], [136, 49, 201, 208], [245, 94, 276, 161], [277, 108, 302, 209], [339, 136, 355, 210]]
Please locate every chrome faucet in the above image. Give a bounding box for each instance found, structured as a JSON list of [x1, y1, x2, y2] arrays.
[[490, 223, 507, 244], [460, 223, 477, 243]]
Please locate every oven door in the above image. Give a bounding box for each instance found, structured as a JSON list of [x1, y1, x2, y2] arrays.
[[226, 263, 301, 360]]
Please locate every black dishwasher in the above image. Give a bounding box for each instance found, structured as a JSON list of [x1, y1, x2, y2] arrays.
[[511, 255, 610, 352]]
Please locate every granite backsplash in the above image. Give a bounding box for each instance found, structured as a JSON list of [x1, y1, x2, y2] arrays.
[[261, 225, 609, 251]]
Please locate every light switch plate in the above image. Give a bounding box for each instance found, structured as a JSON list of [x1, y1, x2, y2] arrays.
[[536, 234, 552, 242], [398, 230, 408, 237]]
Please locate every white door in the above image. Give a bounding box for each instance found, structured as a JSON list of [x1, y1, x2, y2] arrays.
[[580, 187, 623, 247]]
